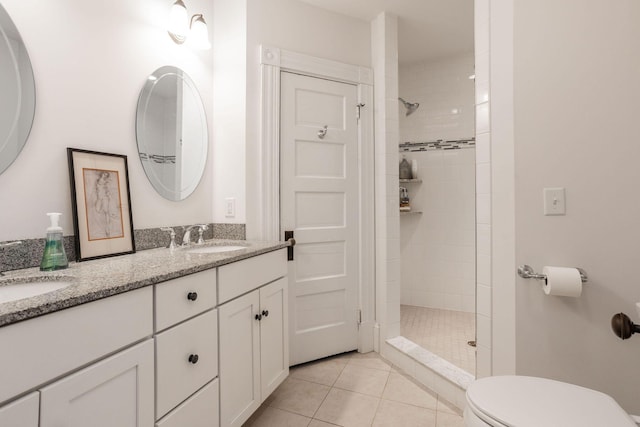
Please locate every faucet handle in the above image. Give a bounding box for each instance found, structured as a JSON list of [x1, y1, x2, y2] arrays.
[[196, 224, 208, 245], [160, 228, 178, 250]]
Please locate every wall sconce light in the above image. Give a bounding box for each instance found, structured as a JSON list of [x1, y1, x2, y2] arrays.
[[167, 0, 211, 50]]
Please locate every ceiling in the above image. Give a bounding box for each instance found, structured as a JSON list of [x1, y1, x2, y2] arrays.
[[297, 0, 474, 65]]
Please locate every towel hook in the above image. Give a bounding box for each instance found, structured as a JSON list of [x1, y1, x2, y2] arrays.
[[317, 125, 328, 139]]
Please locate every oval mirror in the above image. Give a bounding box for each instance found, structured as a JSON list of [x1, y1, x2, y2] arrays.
[[0, 4, 36, 175], [136, 66, 208, 201]]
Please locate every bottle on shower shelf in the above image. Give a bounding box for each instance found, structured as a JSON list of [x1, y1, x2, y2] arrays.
[[399, 155, 412, 179], [400, 187, 411, 212], [411, 159, 418, 179]]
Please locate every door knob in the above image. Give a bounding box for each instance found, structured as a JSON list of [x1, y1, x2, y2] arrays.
[[285, 230, 295, 261], [611, 312, 640, 340]]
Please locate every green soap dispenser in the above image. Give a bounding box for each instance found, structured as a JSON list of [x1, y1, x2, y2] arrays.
[[40, 212, 69, 271]]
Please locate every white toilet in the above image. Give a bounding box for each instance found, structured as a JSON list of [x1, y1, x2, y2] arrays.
[[464, 376, 636, 426]]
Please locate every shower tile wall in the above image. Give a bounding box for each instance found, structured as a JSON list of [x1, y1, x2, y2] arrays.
[[399, 53, 476, 313], [399, 52, 475, 143], [400, 149, 476, 312]]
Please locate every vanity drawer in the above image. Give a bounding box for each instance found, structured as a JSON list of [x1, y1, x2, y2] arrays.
[[155, 309, 218, 419], [156, 379, 219, 427], [218, 249, 287, 303], [155, 268, 216, 332]]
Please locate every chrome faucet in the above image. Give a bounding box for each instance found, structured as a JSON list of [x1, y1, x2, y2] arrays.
[[160, 227, 178, 250], [0, 241, 22, 276], [182, 225, 208, 246]]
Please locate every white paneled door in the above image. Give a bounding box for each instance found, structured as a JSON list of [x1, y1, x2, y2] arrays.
[[281, 71, 359, 365]]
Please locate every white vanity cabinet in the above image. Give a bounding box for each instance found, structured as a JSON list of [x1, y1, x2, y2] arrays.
[[0, 287, 154, 427], [0, 392, 39, 427], [0, 245, 288, 427], [154, 268, 219, 425], [218, 249, 288, 427]]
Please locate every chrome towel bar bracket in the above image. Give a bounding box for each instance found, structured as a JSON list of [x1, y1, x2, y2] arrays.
[[517, 264, 588, 284]]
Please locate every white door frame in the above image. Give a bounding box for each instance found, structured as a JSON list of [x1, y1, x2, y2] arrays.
[[258, 45, 376, 352]]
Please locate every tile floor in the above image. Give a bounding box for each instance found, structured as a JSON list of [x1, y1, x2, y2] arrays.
[[243, 351, 463, 427], [400, 305, 476, 375]]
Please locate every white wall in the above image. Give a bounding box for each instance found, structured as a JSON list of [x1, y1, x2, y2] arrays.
[[399, 53, 475, 143], [474, 0, 504, 379], [0, 0, 214, 241], [371, 12, 401, 344], [509, 0, 640, 413], [212, 0, 247, 225], [244, 0, 371, 239], [400, 149, 476, 313]]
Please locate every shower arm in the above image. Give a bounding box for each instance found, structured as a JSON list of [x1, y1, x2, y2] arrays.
[[398, 97, 419, 116]]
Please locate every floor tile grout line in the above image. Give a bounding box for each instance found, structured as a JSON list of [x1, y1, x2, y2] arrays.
[[309, 378, 336, 421], [252, 352, 463, 427], [369, 366, 394, 426]]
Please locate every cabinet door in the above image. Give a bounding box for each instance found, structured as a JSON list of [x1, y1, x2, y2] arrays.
[[0, 392, 39, 427], [40, 339, 154, 427], [259, 277, 289, 399], [219, 291, 260, 427], [156, 379, 218, 427]]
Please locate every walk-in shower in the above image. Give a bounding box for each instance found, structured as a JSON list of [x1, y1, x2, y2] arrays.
[[398, 52, 477, 376]]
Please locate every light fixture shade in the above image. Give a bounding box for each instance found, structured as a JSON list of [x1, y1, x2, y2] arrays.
[[189, 15, 211, 50], [168, 0, 189, 41]]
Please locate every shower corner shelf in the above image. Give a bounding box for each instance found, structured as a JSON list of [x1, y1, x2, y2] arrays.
[[399, 178, 422, 183]]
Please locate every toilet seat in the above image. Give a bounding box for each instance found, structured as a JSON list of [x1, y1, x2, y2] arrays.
[[465, 376, 635, 427]]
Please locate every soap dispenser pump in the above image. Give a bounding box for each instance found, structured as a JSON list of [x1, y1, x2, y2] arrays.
[[40, 212, 69, 271]]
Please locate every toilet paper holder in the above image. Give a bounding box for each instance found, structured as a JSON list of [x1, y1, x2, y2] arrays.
[[517, 265, 588, 284]]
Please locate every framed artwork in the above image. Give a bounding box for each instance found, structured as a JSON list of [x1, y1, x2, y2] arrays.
[[67, 148, 135, 261]]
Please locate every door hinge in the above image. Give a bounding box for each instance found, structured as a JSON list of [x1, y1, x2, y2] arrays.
[[357, 309, 362, 326], [356, 103, 365, 120]]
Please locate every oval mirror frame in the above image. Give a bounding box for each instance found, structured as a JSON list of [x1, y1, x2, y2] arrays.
[[136, 66, 208, 201], [0, 4, 36, 175]]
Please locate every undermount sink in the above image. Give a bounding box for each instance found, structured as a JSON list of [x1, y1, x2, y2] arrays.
[[0, 277, 72, 304], [186, 245, 247, 254]]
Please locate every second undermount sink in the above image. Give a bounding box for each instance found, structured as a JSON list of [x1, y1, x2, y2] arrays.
[[0, 277, 73, 304], [186, 245, 247, 255]]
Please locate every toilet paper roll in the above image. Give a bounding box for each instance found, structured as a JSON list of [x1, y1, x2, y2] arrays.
[[542, 266, 583, 297]]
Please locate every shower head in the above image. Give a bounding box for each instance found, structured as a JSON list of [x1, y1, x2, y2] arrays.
[[398, 97, 420, 116]]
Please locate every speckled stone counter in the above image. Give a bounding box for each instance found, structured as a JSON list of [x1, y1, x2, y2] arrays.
[[0, 239, 288, 327]]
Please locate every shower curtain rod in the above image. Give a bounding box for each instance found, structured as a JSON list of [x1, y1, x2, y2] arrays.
[[399, 138, 475, 152]]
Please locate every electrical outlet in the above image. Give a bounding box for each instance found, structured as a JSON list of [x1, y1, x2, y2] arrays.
[[225, 198, 235, 218]]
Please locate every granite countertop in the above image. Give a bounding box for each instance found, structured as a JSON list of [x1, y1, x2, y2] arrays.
[[0, 239, 288, 327]]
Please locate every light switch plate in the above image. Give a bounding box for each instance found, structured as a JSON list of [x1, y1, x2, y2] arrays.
[[544, 187, 566, 215]]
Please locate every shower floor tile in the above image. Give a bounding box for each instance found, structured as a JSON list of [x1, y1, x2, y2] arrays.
[[400, 305, 476, 375]]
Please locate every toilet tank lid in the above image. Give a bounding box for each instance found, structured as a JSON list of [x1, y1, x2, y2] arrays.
[[466, 376, 635, 427]]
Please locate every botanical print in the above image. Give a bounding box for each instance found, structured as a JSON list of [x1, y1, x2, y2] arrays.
[[82, 168, 125, 240]]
